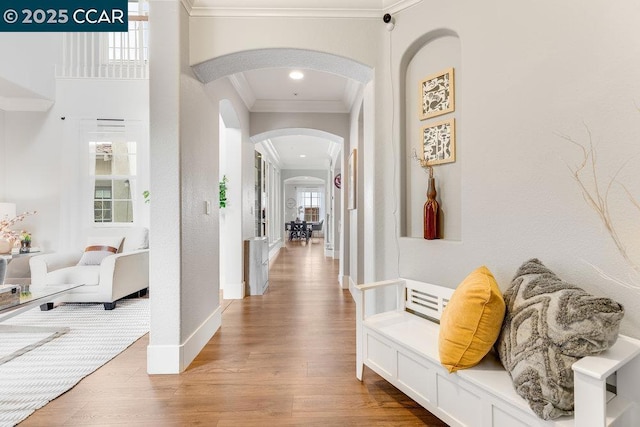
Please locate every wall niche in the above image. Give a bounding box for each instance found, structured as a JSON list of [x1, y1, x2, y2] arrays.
[[402, 33, 462, 241]]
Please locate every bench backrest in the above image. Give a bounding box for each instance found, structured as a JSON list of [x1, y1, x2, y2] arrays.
[[404, 279, 454, 323]]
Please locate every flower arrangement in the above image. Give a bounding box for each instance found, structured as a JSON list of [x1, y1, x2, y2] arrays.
[[20, 231, 32, 243], [0, 211, 36, 243]]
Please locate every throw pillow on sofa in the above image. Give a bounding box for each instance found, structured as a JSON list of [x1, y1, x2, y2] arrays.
[[77, 236, 124, 266], [496, 258, 624, 420]]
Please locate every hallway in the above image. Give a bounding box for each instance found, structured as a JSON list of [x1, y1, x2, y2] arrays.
[[22, 241, 446, 426]]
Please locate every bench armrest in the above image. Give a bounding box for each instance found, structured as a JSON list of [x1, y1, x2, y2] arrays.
[[573, 335, 640, 426], [355, 278, 406, 292]]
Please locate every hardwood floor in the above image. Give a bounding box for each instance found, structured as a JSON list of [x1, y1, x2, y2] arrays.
[[22, 240, 447, 426]]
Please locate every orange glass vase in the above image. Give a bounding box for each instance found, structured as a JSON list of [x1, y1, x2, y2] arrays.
[[423, 174, 439, 240]]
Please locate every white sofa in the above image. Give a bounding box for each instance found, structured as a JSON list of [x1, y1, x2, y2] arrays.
[[30, 227, 149, 310]]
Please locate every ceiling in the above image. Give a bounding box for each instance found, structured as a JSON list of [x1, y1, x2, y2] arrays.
[[234, 67, 355, 171]]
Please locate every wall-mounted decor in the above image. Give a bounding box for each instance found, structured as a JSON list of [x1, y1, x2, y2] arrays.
[[419, 67, 454, 120], [334, 173, 341, 189], [421, 118, 455, 166], [348, 149, 357, 210]]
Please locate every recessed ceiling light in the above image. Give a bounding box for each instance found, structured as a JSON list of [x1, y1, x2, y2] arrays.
[[300, 154, 307, 158], [289, 70, 304, 80]]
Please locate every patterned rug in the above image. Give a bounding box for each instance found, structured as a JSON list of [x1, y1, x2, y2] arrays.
[[0, 298, 149, 427]]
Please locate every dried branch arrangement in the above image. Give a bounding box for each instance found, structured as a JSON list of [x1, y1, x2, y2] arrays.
[[559, 127, 640, 282]]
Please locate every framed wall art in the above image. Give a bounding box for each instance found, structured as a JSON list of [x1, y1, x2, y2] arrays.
[[419, 67, 454, 120], [348, 149, 357, 210], [421, 118, 455, 166]]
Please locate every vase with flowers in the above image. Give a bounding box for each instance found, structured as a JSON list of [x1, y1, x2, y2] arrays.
[[19, 231, 32, 253], [0, 211, 36, 254]]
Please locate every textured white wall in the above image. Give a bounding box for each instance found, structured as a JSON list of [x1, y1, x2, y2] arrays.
[[384, 0, 640, 336]]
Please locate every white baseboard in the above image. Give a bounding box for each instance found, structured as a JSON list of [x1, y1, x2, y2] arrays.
[[340, 274, 350, 290], [268, 242, 282, 268], [333, 249, 340, 260], [324, 247, 334, 258], [147, 304, 222, 374], [223, 282, 245, 300]]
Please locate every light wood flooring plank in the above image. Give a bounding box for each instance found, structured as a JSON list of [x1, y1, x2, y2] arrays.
[[21, 239, 447, 426]]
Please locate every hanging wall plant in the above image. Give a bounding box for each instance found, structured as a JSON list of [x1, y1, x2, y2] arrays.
[[219, 175, 228, 208]]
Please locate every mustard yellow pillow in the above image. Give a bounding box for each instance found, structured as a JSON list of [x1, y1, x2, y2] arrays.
[[438, 266, 505, 373]]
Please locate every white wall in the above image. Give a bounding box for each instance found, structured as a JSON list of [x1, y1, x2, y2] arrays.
[[2, 78, 149, 253], [0, 33, 61, 100], [385, 0, 640, 336]]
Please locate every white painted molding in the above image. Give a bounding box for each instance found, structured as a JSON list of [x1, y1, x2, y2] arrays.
[[0, 96, 54, 112], [342, 79, 361, 113], [333, 249, 341, 260], [223, 282, 245, 300], [187, 0, 420, 18], [383, 0, 421, 15], [340, 274, 350, 290], [324, 247, 334, 258], [227, 73, 256, 111], [189, 7, 380, 18], [251, 99, 349, 113], [260, 139, 282, 168], [147, 304, 222, 374], [180, 0, 195, 14]]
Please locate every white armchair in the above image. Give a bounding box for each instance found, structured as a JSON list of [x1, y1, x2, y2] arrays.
[[30, 227, 149, 310]]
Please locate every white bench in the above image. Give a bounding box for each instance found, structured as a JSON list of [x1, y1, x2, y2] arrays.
[[351, 278, 640, 427]]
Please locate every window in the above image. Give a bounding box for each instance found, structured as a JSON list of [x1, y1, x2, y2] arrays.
[[302, 191, 321, 222], [106, 1, 149, 63], [89, 136, 137, 224]]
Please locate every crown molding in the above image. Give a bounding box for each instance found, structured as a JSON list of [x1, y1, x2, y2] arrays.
[[186, 0, 421, 18], [251, 99, 349, 114], [0, 96, 53, 112], [259, 138, 282, 168], [383, 0, 421, 15], [342, 79, 361, 112], [227, 73, 256, 111]]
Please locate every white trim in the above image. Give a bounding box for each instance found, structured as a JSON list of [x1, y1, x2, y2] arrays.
[[260, 139, 282, 169], [185, 0, 419, 17], [342, 79, 361, 112], [147, 304, 222, 374], [227, 73, 256, 111], [189, 7, 381, 18], [383, 0, 421, 15], [333, 249, 341, 260], [251, 99, 349, 113], [324, 247, 334, 258], [223, 282, 245, 300]]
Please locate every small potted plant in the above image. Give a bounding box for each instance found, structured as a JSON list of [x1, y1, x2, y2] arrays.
[[19, 231, 31, 254]]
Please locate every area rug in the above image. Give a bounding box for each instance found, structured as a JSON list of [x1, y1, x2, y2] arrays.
[[0, 298, 149, 427]]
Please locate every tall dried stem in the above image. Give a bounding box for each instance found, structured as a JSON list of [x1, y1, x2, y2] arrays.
[[559, 127, 640, 276]]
